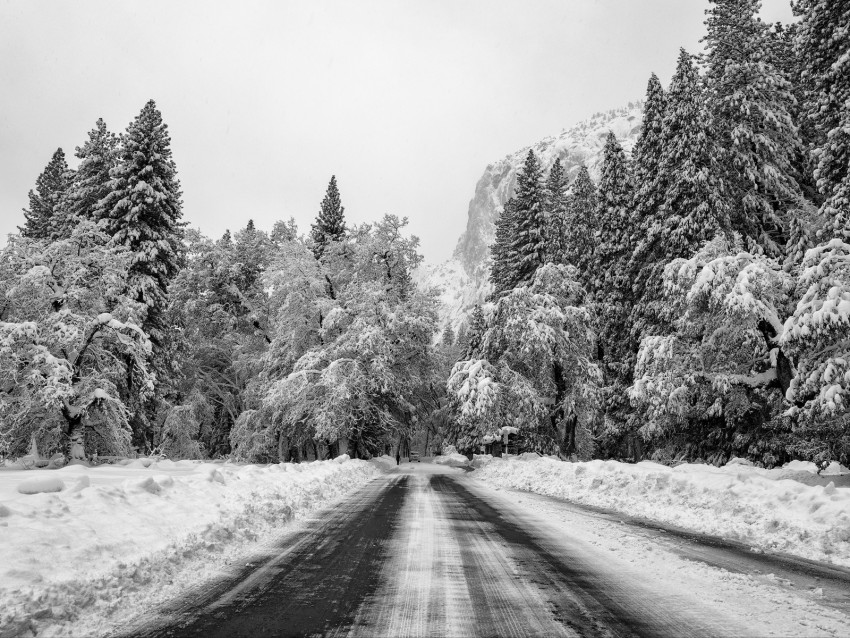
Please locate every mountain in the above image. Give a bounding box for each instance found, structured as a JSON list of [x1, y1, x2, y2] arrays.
[[416, 103, 644, 332]]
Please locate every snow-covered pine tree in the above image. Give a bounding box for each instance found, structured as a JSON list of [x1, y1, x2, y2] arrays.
[[62, 119, 118, 236], [627, 74, 667, 294], [463, 305, 486, 359], [794, 0, 850, 240], [563, 166, 598, 283], [591, 132, 639, 454], [20, 148, 74, 240], [631, 74, 667, 216], [489, 198, 519, 296], [631, 49, 731, 337], [97, 100, 184, 347], [544, 158, 568, 264], [592, 132, 633, 298], [310, 175, 347, 258], [509, 150, 547, 286], [703, 0, 802, 256]]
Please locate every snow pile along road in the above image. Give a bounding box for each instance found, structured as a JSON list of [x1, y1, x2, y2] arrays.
[[0, 457, 378, 637], [474, 456, 850, 567]]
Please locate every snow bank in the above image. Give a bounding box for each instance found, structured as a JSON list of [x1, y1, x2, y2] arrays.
[[475, 457, 850, 567], [0, 458, 378, 636]]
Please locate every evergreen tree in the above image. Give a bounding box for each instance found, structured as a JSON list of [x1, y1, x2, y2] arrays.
[[631, 49, 731, 336], [509, 150, 546, 286], [20, 148, 73, 240], [544, 158, 568, 264], [440, 324, 456, 348], [703, 0, 802, 255], [592, 132, 633, 298], [794, 0, 850, 239], [311, 175, 347, 258], [98, 99, 184, 345], [592, 133, 637, 445], [630, 74, 667, 239], [463, 305, 486, 359], [563, 166, 598, 282], [63, 119, 119, 236], [489, 198, 519, 296]]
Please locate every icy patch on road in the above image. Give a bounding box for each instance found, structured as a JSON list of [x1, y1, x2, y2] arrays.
[[0, 458, 379, 637], [475, 457, 850, 567]]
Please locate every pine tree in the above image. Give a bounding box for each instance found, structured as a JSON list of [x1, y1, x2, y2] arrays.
[[98, 100, 184, 345], [631, 74, 667, 236], [544, 158, 568, 264], [563, 166, 598, 283], [489, 198, 519, 296], [463, 305, 486, 359], [311, 175, 347, 258], [794, 0, 850, 239], [592, 133, 637, 435], [20, 148, 73, 240], [631, 49, 731, 336], [509, 150, 546, 286], [592, 132, 633, 297], [703, 0, 802, 255], [63, 119, 119, 236]]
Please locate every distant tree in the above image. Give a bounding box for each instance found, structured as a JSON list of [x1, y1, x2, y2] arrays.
[[63, 119, 119, 235], [489, 198, 519, 296], [630, 74, 667, 242], [563, 166, 598, 281], [20, 148, 73, 240], [509, 150, 547, 287], [441, 324, 456, 348], [544, 158, 568, 263], [592, 132, 633, 300], [311, 175, 347, 258]]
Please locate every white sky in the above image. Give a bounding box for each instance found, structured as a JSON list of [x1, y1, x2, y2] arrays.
[[0, 0, 795, 264]]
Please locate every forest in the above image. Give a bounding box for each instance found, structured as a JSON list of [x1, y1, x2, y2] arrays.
[[2, 0, 849, 468]]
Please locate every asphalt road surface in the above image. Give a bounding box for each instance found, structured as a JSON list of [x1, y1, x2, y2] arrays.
[[126, 464, 850, 638]]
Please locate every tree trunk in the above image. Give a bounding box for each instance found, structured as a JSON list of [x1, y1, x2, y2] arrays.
[[278, 434, 290, 463], [65, 413, 86, 461], [563, 414, 577, 458]]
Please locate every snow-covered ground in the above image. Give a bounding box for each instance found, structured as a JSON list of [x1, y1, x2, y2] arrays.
[[0, 457, 379, 637], [473, 455, 850, 567]]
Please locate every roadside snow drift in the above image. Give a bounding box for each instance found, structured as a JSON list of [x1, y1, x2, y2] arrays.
[[474, 456, 850, 567], [0, 458, 378, 637]]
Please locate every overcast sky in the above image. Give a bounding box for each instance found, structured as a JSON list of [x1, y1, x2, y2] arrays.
[[0, 0, 795, 264]]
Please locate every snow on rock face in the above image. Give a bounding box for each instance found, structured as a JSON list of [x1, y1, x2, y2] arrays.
[[417, 104, 643, 330], [475, 456, 850, 568], [0, 458, 378, 636]]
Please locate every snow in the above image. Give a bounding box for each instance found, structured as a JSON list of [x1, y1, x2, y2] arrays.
[[16, 476, 66, 494], [0, 458, 379, 636], [474, 456, 850, 567]]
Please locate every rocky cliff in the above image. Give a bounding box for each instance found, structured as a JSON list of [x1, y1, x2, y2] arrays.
[[417, 104, 644, 332]]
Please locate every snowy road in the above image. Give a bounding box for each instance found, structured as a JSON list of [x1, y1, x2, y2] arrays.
[[128, 464, 850, 637]]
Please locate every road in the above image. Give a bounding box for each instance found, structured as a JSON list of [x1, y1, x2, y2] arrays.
[[126, 463, 850, 638]]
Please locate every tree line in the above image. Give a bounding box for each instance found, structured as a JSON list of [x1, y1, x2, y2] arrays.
[[447, 0, 850, 467], [1, 101, 445, 462]]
